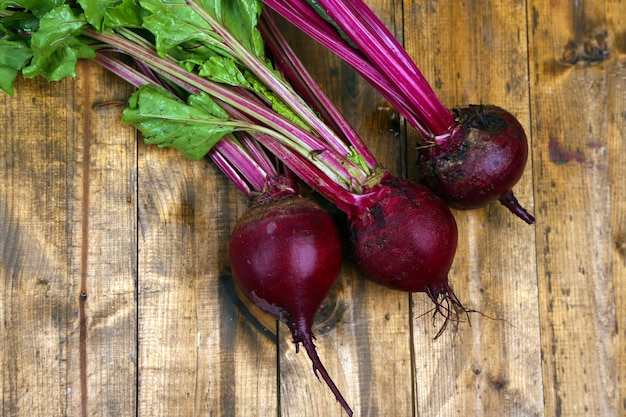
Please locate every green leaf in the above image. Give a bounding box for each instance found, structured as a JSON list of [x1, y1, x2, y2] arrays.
[[79, 0, 143, 31], [196, 55, 250, 86], [21, 5, 94, 81], [1, 0, 64, 18], [138, 0, 264, 82], [139, 0, 220, 58], [138, 0, 263, 59], [102, 0, 143, 29], [186, 90, 231, 119], [135, 0, 310, 130], [0, 9, 41, 34], [0, 38, 32, 94], [196, 0, 264, 57], [122, 84, 238, 160]]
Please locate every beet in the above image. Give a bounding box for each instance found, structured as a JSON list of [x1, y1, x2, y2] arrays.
[[228, 196, 352, 416], [417, 105, 534, 223], [349, 175, 459, 300]]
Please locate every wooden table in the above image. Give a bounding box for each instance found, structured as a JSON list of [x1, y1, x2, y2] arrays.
[[1, 1, 624, 416]]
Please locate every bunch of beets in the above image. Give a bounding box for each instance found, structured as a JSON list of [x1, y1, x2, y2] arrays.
[[0, 1, 534, 415]]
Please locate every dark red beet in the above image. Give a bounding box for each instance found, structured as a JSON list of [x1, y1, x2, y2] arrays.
[[349, 175, 460, 307], [417, 105, 534, 224], [349, 175, 468, 336], [228, 196, 352, 416]]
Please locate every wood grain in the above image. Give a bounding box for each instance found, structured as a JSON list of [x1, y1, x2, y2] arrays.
[[1, 73, 73, 417], [136, 144, 279, 416], [528, 0, 626, 415], [1, 1, 625, 416], [404, 1, 542, 416], [608, 3, 626, 415], [1, 62, 137, 416]]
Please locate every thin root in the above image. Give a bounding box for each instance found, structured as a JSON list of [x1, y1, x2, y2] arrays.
[[424, 285, 470, 339], [422, 285, 513, 339]]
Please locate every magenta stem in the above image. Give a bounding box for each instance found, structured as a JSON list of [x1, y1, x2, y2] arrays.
[[260, 0, 431, 136], [313, 0, 453, 136], [237, 132, 279, 178], [208, 147, 253, 197], [259, 11, 378, 170], [255, 133, 362, 214], [262, 0, 456, 138], [212, 138, 270, 193]]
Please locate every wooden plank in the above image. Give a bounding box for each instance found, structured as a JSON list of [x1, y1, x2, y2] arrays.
[[136, 143, 279, 416], [66, 62, 138, 416], [403, 1, 543, 416], [1, 73, 73, 417], [528, 0, 625, 415], [1, 61, 137, 415], [607, 3, 626, 415], [274, 1, 414, 415], [2, 2, 624, 417]]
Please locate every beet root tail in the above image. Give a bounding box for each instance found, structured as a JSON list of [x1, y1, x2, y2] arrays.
[[425, 284, 472, 339], [293, 325, 353, 416], [499, 190, 535, 224]]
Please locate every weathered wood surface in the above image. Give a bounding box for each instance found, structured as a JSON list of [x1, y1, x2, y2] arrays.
[[405, 1, 542, 416], [1, 1, 624, 416]]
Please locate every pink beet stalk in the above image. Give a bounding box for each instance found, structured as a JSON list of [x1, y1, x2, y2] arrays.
[[261, 1, 535, 223]]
